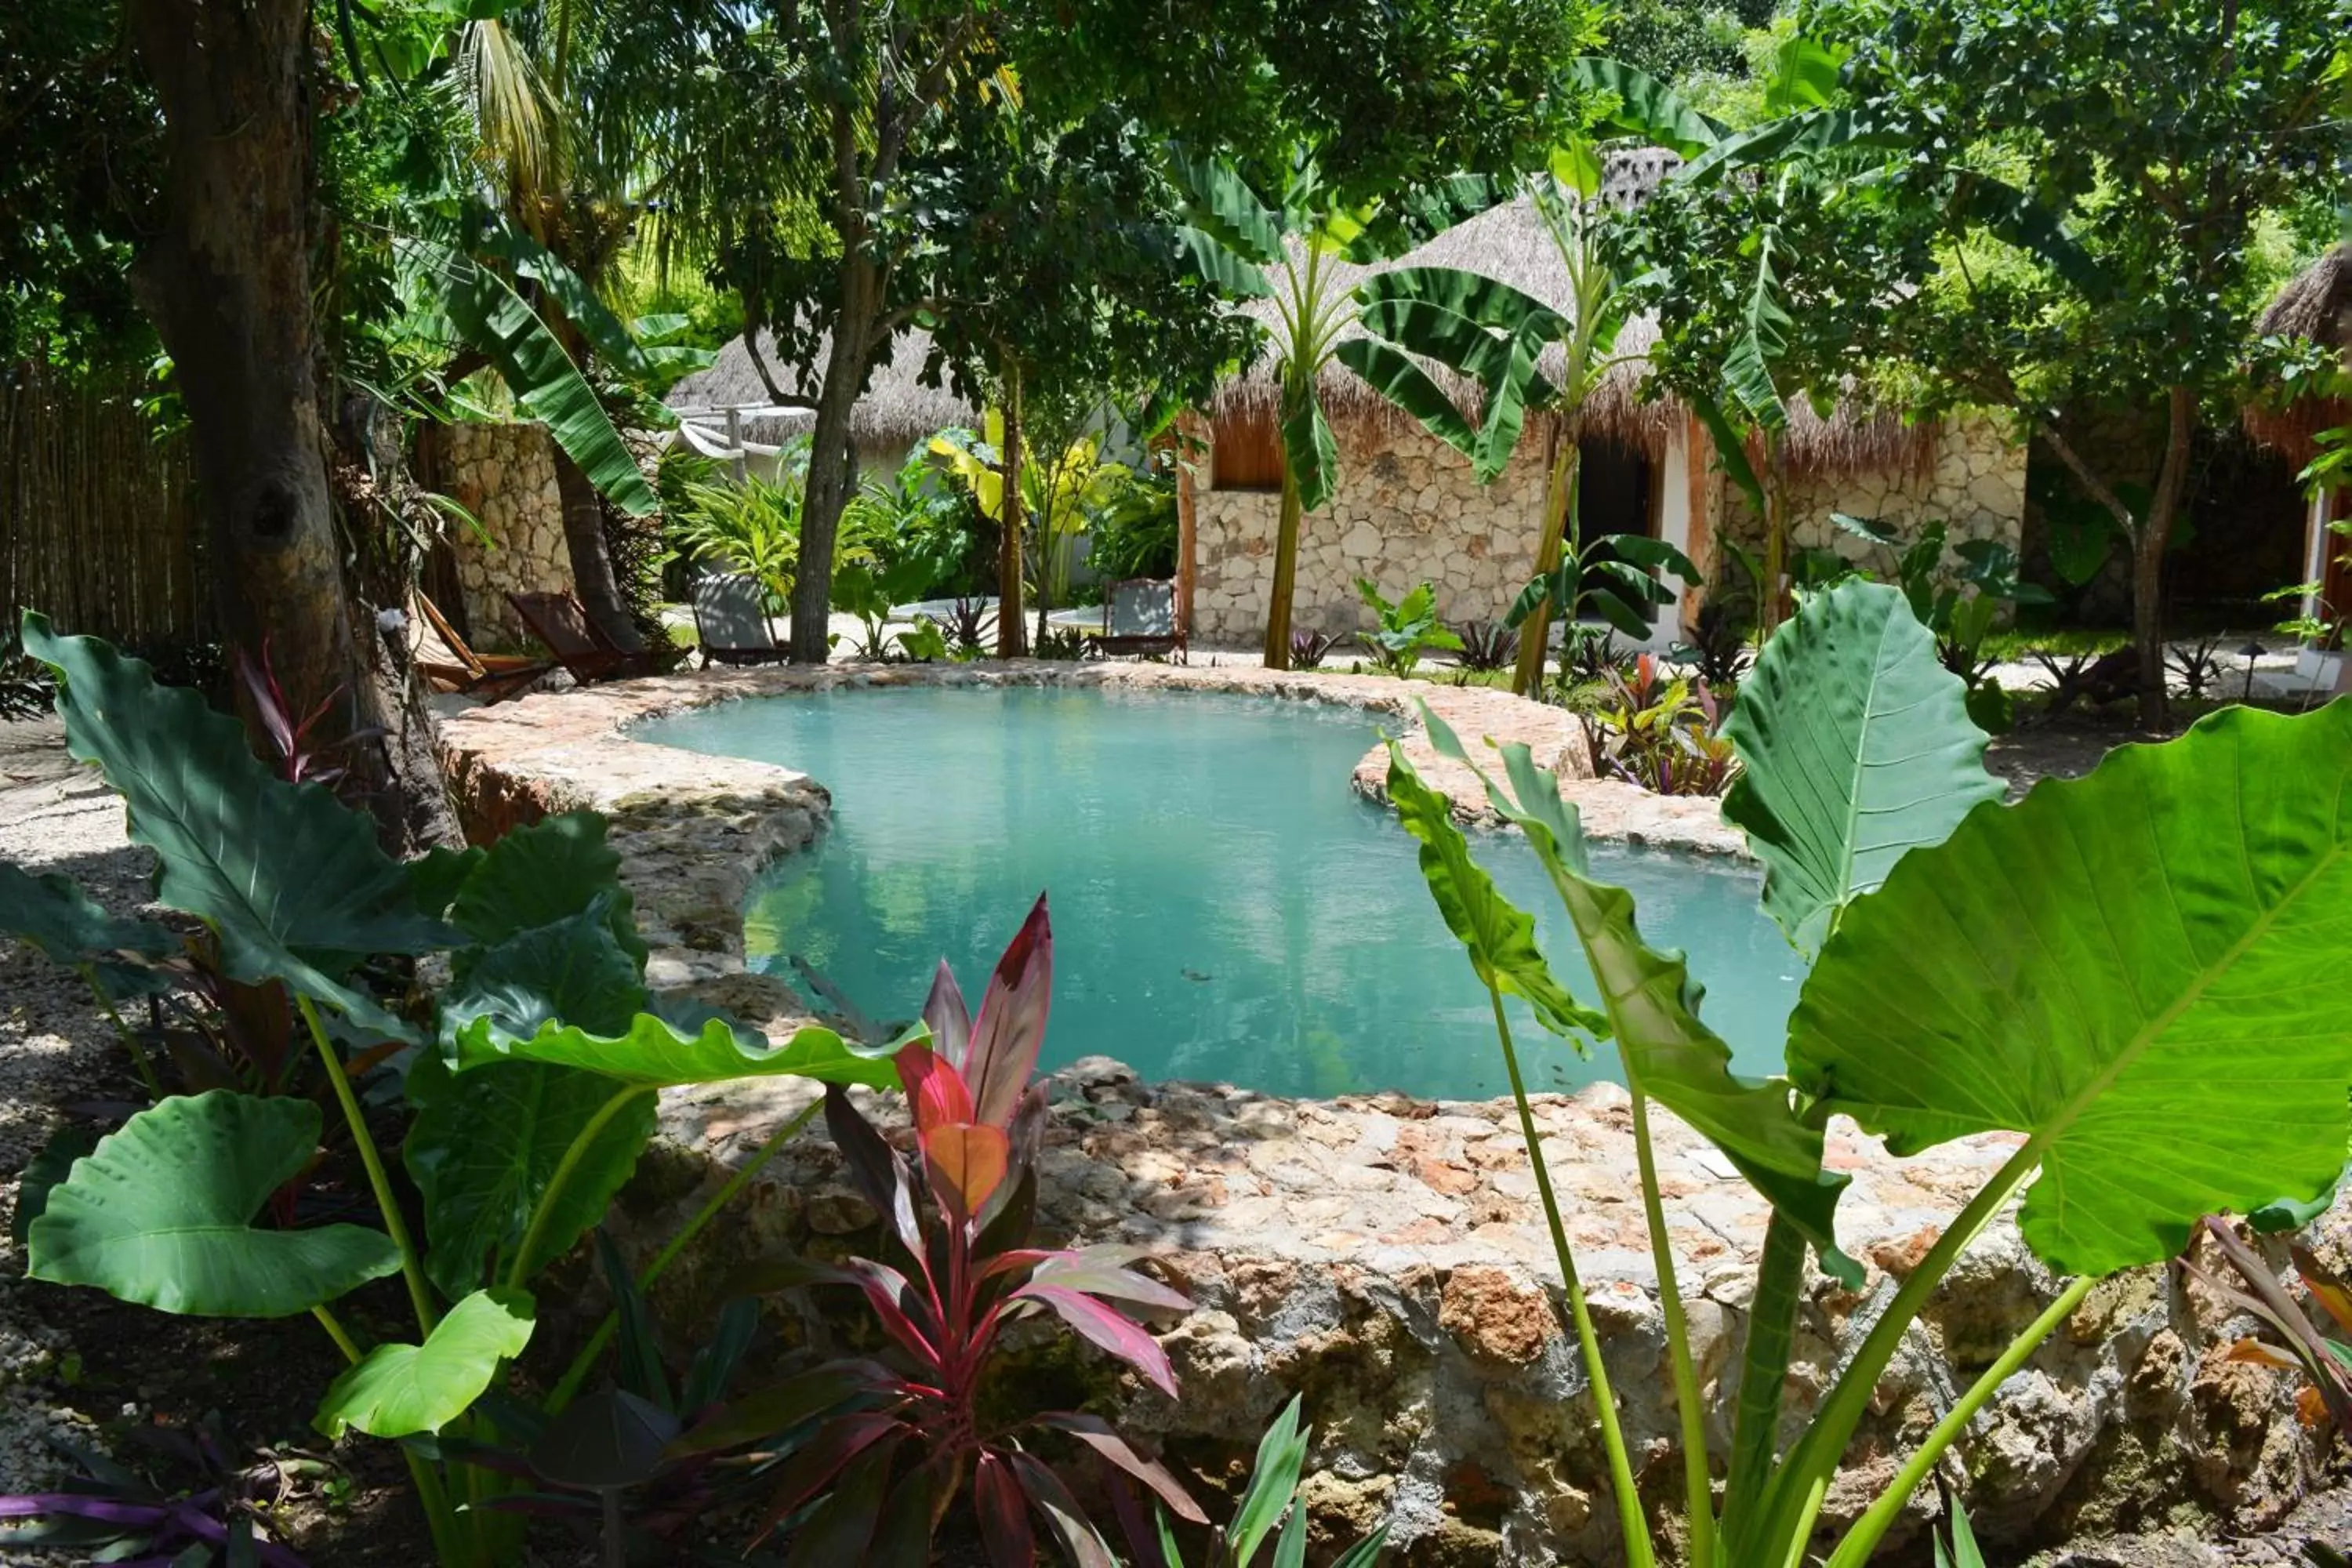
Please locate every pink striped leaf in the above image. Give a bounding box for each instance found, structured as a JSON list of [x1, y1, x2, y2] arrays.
[[965, 895, 1053, 1130], [1011, 1284, 1178, 1397], [975, 1450, 1037, 1568], [1036, 1413, 1207, 1523]]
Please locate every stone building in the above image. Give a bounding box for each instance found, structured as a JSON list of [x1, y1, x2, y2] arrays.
[[1182, 170, 2031, 651], [416, 420, 575, 654]]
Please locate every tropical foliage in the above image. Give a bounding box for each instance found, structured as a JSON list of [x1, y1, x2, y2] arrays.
[[1389, 578, 2352, 1566], [2, 615, 902, 1566], [1353, 579, 1463, 677]]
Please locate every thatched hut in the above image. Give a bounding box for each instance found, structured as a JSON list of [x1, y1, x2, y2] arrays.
[[663, 326, 976, 482], [2245, 248, 2350, 670], [1186, 158, 2027, 648]]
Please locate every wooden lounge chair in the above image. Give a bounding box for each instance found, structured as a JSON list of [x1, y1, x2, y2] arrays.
[[507, 590, 662, 683], [689, 571, 790, 666], [407, 590, 550, 701], [1087, 578, 1186, 661]]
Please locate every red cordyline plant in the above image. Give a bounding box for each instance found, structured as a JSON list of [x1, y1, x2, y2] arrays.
[[681, 895, 1206, 1564]]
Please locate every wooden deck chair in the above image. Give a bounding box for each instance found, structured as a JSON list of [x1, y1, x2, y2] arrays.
[[690, 571, 790, 666], [407, 590, 550, 700], [507, 590, 662, 683], [1087, 578, 1185, 661]]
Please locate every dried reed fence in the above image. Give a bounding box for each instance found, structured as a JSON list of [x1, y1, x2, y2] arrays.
[[2, 364, 208, 645]]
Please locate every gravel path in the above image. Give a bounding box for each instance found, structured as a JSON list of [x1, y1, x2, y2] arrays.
[[0, 718, 152, 1503]]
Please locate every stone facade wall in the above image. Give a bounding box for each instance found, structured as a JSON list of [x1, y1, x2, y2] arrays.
[[1192, 420, 1557, 648], [433, 421, 572, 653], [1719, 411, 2028, 583]]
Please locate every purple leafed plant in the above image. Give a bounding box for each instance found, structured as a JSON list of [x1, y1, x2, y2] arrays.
[[679, 895, 1202, 1564], [0, 1423, 309, 1567]]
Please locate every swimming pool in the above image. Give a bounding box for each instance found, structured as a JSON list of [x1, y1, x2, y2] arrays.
[[632, 686, 1802, 1100]]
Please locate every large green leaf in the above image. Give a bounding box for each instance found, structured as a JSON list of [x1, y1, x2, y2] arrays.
[[443, 903, 648, 1045], [1721, 582, 2003, 955], [1280, 396, 1340, 514], [448, 812, 649, 975], [315, 1288, 535, 1439], [1166, 151, 1285, 265], [1418, 709, 1860, 1282], [0, 858, 176, 997], [1676, 109, 1896, 187], [1356, 266, 1562, 338], [1691, 392, 1767, 517], [430, 242, 658, 517], [1789, 701, 2352, 1276], [1384, 739, 1605, 1042], [1172, 226, 1273, 299], [1330, 339, 1477, 459], [483, 225, 658, 389], [1565, 57, 1726, 158], [27, 1091, 401, 1317], [405, 1051, 656, 1299], [22, 615, 453, 1038], [1722, 228, 1793, 430], [456, 1010, 903, 1090]]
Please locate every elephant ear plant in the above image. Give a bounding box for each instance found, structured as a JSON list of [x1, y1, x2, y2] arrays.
[[6, 613, 906, 1568], [677, 896, 1206, 1564], [1387, 578, 2352, 1566]]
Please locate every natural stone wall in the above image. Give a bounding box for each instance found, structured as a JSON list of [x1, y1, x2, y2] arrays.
[[1719, 411, 2029, 583], [429, 421, 572, 653], [437, 662, 2332, 1566], [1193, 419, 1556, 649]]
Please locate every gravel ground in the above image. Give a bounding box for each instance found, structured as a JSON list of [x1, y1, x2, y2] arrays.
[[0, 717, 151, 1503]]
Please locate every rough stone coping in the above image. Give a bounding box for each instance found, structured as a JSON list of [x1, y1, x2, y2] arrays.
[[436, 662, 2333, 1558]]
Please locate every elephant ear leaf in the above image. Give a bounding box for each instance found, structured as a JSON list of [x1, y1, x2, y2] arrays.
[[1789, 702, 2352, 1276], [1384, 735, 1606, 1044], [455, 1010, 906, 1090], [315, 1288, 536, 1439], [27, 1091, 401, 1317], [1417, 706, 1860, 1283], [20, 614, 456, 1039], [1721, 581, 2002, 956], [0, 858, 176, 996]]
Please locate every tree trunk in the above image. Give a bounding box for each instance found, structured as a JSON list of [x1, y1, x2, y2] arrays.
[[128, 0, 449, 852], [552, 448, 644, 651], [1512, 421, 1577, 696], [997, 367, 1028, 656], [789, 265, 880, 664], [2129, 385, 2197, 731], [1263, 465, 1303, 670], [1759, 433, 1788, 639]]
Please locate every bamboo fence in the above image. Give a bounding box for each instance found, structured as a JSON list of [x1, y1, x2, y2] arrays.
[[2, 363, 208, 645]]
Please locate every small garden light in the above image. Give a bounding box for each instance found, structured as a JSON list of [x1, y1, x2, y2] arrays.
[[2241, 636, 2266, 702]]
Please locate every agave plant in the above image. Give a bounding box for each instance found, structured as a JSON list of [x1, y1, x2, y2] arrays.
[[686, 897, 1201, 1562]]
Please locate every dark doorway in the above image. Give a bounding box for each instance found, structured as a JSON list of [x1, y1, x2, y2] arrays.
[[1577, 437, 1655, 542]]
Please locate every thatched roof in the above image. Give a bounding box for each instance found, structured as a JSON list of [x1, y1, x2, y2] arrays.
[[2245, 246, 2352, 464], [665, 325, 976, 449], [1214, 152, 1932, 478]]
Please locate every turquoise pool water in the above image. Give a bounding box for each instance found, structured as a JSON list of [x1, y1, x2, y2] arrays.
[[632, 687, 1805, 1100]]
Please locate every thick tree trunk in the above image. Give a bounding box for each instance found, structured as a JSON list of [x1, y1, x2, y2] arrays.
[[551, 448, 644, 651], [998, 376, 1029, 658], [789, 269, 880, 663], [128, 0, 450, 851]]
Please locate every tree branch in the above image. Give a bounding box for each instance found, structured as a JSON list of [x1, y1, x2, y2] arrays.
[[2038, 417, 2140, 534]]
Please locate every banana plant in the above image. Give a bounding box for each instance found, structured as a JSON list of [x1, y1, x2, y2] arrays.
[[1389, 580, 2352, 1566], [1567, 46, 1892, 637], [1336, 153, 1652, 694], [8, 615, 903, 1567], [1169, 147, 1499, 668]]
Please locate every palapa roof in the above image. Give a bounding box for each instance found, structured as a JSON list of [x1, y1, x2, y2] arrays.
[[664, 325, 975, 450], [2245, 245, 2352, 464], [1214, 151, 1932, 478]]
